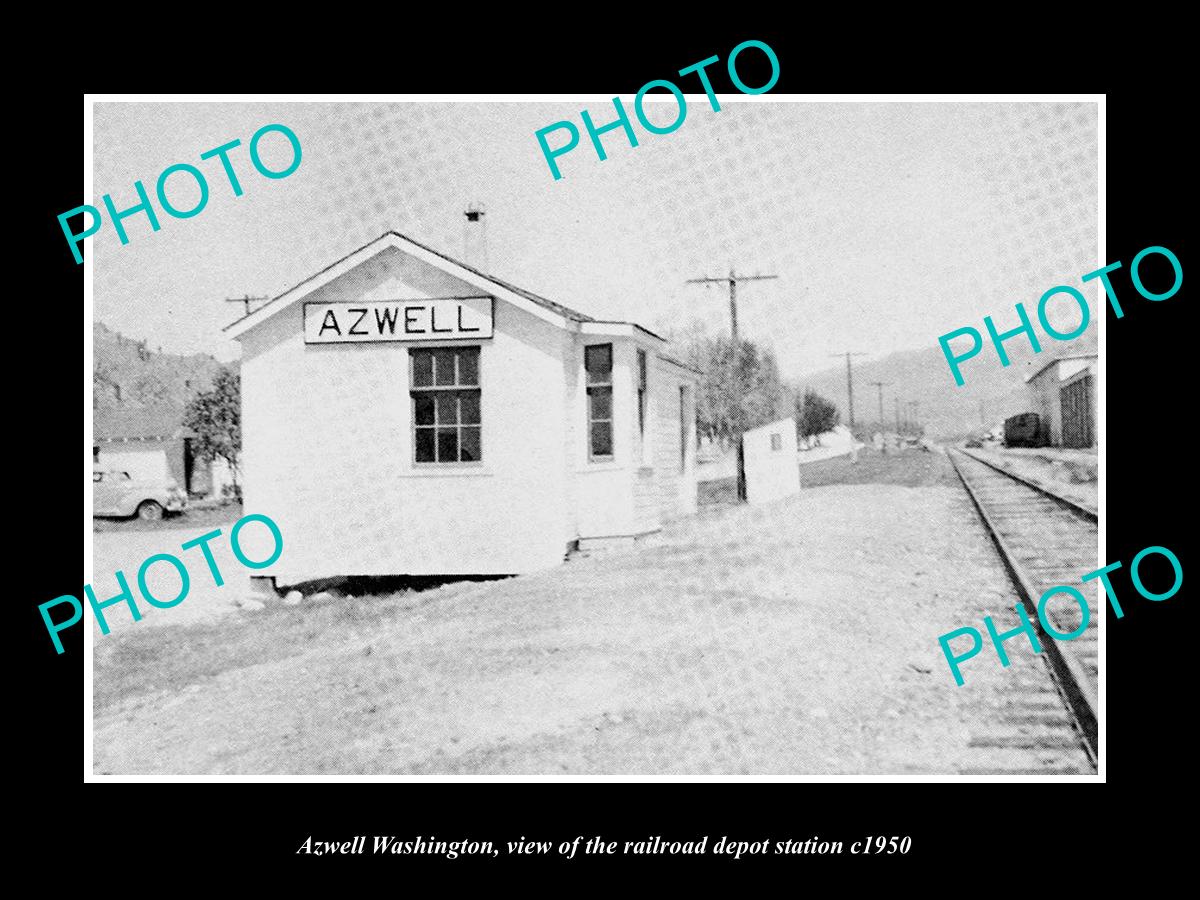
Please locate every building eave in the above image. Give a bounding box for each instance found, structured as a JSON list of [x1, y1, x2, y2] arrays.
[[658, 354, 704, 378], [578, 321, 668, 342], [1024, 353, 1098, 383], [224, 231, 591, 340]]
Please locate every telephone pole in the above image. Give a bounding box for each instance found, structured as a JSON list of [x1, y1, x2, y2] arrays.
[[868, 381, 889, 431], [685, 267, 779, 347], [894, 397, 902, 434], [829, 351, 867, 432], [868, 381, 889, 452], [685, 267, 779, 502], [224, 294, 270, 318]]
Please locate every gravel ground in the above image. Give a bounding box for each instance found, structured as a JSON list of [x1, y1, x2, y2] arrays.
[[700, 446, 957, 506], [969, 447, 1097, 511], [93, 450, 1072, 775], [794, 446, 960, 489], [91, 512, 249, 635], [93, 502, 243, 533]]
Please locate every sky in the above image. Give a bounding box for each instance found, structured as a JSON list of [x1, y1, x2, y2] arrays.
[[92, 100, 1098, 377]]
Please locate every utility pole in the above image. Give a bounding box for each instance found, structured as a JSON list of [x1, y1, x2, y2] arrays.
[[869, 381, 889, 451], [685, 267, 779, 502], [224, 294, 270, 318], [686, 268, 779, 347], [829, 351, 867, 433], [908, 401, 920, 433], [868, 381, 889, 431]]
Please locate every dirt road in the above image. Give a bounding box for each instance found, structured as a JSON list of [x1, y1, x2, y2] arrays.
[[91, 514, 246, 635]]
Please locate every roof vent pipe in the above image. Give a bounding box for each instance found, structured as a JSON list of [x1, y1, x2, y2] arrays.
[[464, 203, 487, 271]]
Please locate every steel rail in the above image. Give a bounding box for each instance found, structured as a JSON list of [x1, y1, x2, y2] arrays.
[[958, 447, 1098, 522], [947, 448, 1098, 769]]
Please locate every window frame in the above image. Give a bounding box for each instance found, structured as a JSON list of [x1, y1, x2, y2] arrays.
[[585, 343, 615, 463], [409, 345, 483, 466], [637, 348, 654, 467], [637, 349, 647, 437], [679, 384, 689, 468]]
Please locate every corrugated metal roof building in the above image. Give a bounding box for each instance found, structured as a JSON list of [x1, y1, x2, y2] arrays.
[[1025, 353, 1098, 448]]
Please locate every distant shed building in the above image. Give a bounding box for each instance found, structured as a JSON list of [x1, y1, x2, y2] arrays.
[[225, 231, 700, 586], [1025, 354, 1098, 448], [93, 405, 202, 490]]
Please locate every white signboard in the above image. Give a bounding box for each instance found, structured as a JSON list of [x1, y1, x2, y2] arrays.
[[304, 297, 494, 344]]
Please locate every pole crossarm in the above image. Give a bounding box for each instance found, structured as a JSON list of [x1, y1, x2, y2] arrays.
[[685, 270, 779, 347], [224, 294, 270, 317]]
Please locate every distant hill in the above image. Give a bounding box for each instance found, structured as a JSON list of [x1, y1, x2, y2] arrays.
[[800, 334, 1098, 439], [93, 321, 226, 414]]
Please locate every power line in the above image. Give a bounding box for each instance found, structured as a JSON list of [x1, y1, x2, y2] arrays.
[[685, 267, 779, 346]]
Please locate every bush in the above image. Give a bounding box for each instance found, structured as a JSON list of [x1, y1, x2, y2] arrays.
[[795, 389, 840, 447]]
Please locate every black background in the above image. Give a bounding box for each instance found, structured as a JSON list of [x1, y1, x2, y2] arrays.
[[18, 23, 1188, 885]]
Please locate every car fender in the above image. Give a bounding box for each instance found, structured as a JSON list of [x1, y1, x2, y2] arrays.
[[116, 495, 142, 516]]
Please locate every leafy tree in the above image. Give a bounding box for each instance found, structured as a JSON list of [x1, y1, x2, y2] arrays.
[[673, 324, 788, 447], [184, 366, 241, 489], [795, 388, 840, 447]]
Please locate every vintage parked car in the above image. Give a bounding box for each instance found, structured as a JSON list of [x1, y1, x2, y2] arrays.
[[93, 466, 187, 520]]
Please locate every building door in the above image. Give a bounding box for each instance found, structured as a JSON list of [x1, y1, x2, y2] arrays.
[[183, 438, 195, 495], [1060, 376, 1094, 448]]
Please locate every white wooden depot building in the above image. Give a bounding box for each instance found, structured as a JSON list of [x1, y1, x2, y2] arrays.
[[226, 231, 700, 586]]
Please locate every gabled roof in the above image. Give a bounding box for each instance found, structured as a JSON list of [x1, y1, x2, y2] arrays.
[[224, 231, 599, 339], [94, 404, 190, 441], [1024, 352, 1098, 383], [404, 231, 595, 324]]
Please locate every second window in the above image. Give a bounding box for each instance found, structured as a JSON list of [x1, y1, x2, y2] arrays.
[[586, 344, 613, 460]]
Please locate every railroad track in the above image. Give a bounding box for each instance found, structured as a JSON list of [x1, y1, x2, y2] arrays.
[[947, 447, 1099, 773], [958, 447, 1098, 520]]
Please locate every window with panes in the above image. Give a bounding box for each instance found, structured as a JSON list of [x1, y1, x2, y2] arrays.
[[585, 344, 613, 460], [410, 347, 481, 463]]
